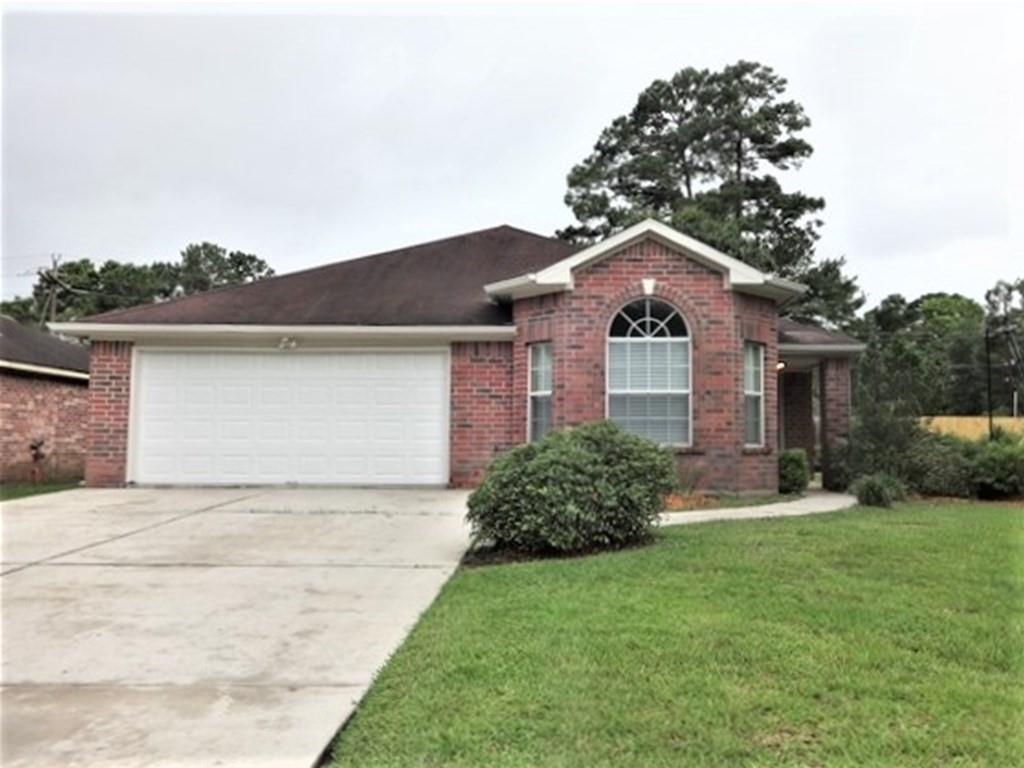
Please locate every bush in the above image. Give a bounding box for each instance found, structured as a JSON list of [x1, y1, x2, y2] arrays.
[[968, 439, 1024, 499], [779, 449, 810, 495], [850, 473, 907, 508], [466, 421, 676, 555], [822, 438, 853, 492], [905, 432, 972, 497]]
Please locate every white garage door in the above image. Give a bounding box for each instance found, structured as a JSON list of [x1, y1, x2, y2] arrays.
[[131, 350, 448, 485]]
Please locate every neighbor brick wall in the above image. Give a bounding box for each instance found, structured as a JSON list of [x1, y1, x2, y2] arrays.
[[498, 238, 780, 493], [821, 357, 852, 489], [0, 370, 88, 482], [85, 341, 133, 487], [781, 370, 816, 465], [449, 341, 516, 487]]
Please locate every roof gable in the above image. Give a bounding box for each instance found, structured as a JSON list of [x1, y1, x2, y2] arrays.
[[485, 219, 806, 303]]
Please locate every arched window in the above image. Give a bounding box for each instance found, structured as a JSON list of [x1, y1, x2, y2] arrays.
[[607, 298, 691, 445]]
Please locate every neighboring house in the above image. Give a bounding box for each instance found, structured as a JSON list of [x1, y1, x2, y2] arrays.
[[0, 315, 90, 482], [54, 220, 863, 493]]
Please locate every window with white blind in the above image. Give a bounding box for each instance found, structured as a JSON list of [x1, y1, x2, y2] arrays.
[[607, 298, 691, 445], [528, 342, 552, 442], [743, 341, 765, 447]]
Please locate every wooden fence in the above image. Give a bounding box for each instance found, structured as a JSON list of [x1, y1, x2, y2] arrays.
[[923, 416, 1024, 441]]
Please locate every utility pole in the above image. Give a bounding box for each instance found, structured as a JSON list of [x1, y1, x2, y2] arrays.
[[35, 254, 63, 327], [984, 320, 994, 440], [35, 254, 86, 327]]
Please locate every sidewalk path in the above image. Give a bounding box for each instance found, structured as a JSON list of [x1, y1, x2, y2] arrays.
[[661, 490, 857, 527]]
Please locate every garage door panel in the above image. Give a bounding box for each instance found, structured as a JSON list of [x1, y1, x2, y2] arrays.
[[133, 350, 448, 485]]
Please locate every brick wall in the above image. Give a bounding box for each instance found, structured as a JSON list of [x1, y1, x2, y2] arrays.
[[821, 357, 852, 489], [781, 370, 816, 465], [0, 370, 88, 482], [85, 341, 133, 487], [449, 341, 516, 487], [500, 238, 779, 494]]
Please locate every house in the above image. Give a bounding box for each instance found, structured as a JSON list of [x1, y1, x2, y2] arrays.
[[0, 315, 90, 482], [53, 220, 863, 493]]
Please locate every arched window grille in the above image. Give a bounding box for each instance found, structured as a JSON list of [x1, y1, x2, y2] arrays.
[[607, 298, 691, 445]]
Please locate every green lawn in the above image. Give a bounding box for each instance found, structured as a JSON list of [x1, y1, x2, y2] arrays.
[[0, 481, 79, 502], [330, 502, 1023, 767]]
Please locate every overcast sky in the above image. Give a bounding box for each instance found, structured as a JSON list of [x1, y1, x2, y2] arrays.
[[2, 3, 1021, 310]]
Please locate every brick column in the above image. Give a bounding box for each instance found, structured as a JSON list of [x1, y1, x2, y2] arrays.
[[85, 341, 133, 487], [449, 341, 515, 487], [820, 357, 852, 489]]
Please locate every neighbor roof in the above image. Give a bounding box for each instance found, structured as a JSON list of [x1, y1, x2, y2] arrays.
[[0, 315, 90, 379], [79, 226, 578, 327]]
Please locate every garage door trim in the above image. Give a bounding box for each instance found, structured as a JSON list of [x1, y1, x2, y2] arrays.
[[126, 345, 451, 486]]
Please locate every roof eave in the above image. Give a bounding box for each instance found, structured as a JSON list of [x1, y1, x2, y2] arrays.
[[483, 274, 573, 301], [49, 322, 518, 344], [779, 342, 866, 356], [0, 359, 90, 381]]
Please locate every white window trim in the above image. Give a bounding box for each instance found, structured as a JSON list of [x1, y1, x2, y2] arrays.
[[604, 302, 693, 449], [527, 342, 552, 442], [743, 341, 766, 448]]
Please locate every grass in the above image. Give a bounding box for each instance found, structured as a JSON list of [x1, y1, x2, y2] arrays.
[[330, 501, 1023, 767], [0, 480, 79, 502]]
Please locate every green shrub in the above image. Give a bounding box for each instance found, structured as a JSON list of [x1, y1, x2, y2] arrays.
[[779, 449, 810, 495], [905, 432, 972, 497], [822, 439, 853, 492], [850, 473, 907, 508], [968, 439, 1024, 499], [466, 421, 676, 554]]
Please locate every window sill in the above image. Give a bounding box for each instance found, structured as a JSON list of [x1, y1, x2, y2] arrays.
[[742, 446, 773, 455]]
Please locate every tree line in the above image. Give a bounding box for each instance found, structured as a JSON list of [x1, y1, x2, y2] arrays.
[[2, 243, 273, 324]]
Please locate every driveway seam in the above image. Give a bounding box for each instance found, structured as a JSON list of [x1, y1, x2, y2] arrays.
[[0, 492, 263, 577]]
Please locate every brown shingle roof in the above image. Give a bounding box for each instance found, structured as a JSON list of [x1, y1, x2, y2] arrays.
[[85, 226, 578, 326], [779, 318, 862, 347], [0, 315, 90, 374]]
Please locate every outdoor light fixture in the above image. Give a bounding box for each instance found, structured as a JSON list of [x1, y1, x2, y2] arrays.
[[777, 361, 787, 371]]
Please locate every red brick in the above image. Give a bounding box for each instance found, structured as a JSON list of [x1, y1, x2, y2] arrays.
[[0, 370, 88, 481]]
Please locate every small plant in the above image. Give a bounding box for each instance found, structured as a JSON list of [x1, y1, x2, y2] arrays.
[[466, 421, 676, 555], [778, 448, 810, 495], [850, 473, 907, 508]]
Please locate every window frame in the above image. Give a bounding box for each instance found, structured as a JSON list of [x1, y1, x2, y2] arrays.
[[604, 299, 693, 448], [743, 341, 766, 448], [527, 341, 553, 442]]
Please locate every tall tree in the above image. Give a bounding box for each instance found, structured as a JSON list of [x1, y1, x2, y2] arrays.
[[559, 60, 863, 327], [0, 243, 273, 324], [985, 277, 1024, 412], [853, 292, 989, 416]]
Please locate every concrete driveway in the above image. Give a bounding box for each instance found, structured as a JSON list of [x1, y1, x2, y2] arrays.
[[1, 487, 470, 768]]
